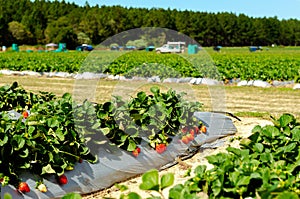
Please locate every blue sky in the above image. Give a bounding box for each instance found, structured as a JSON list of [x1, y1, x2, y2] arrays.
[[66, 0, 300, 19]]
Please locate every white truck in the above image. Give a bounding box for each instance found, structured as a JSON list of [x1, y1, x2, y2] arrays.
[[155, 41, 185, 53]]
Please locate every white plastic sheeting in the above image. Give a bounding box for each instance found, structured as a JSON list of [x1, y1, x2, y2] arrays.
[[1, 69, 297, 88]]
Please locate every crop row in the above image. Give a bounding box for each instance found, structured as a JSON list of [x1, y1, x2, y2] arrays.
[[0, 49, 300, 81], [0, 82, 204, 193]]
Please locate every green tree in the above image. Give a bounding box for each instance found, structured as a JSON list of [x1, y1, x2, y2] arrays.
[[8, 21, 33, 44], [45, 16, 78, 49], [77, 32, 91, 44]]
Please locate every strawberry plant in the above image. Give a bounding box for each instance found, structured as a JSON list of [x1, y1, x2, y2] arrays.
[[119, 169, 175, 199], [94, 86, 203, 153], [0, 82, 97, 191], [168, 113, 300, 198]]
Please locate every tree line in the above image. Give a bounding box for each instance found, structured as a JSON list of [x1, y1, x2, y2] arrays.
[[0, 0, 299, 49]]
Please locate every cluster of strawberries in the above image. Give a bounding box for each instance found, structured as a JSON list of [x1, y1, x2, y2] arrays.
[[132, 125, 207, 158], [180, 125, 207, 144], [18, 174, 68, 194], [132, 143, 167, 158]]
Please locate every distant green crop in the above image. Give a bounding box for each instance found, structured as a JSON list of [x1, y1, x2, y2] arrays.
[[0, 51, 86, 73], [1, 48, 300, 81]]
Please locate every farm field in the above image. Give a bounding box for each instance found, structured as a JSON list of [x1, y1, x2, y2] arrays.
[[1, 46, 300, 81], [1, 47, 300, 198], [1, 75, 300, 198]]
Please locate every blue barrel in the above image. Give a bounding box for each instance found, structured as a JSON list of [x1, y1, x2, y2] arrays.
[[188, 45, 198, 54], [12, 43, 19, 52]]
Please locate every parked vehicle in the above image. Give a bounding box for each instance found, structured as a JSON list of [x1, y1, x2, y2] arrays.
[[76, 44, 93, 51], [155, 42, 185, 53]]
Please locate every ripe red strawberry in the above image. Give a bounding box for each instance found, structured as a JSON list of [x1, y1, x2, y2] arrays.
[[155, 143, 167, 154], [194, 126, 199, 134], [186, 133, 194, 142], [189, 128, 195, 136], [132, 147, 141, 157], [58, 174, 68, 185], [200, 126, 207, 134], [132, 150, 139, 157], [22, 111, 29, 119], [18, 182, 30, 193], [181, 136, 189, 144], [181, 126, 188, 134]]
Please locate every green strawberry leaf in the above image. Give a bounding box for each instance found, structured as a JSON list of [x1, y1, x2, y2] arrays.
[[126, 192, 142, 199], [41, 164, 56, 175], [279, 114, 294, 128], [139, 169, 159, 191], [160, 173, 174, 190], [276, 191, 298, 199], [61, 193, 82, 199]]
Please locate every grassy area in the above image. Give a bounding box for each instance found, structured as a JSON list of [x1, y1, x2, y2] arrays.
[[1, 75, 300, 119]]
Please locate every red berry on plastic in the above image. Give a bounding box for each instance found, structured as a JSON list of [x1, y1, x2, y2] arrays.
[[201, 126, 207, 134], [181, 126, 188, 134], [189, 128, 195, 136], [186, 133, 194, 141], [194, 126, 199, 134], [58, 174, 68, 185], [132, 147, 141, 157], [132, 150, 139, 157], [181, 136, 189, 144], [155, 143, 167, 154], [18, 182, 30, 193]]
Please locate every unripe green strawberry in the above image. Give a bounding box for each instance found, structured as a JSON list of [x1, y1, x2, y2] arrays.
[[37, 183, 47, 193]]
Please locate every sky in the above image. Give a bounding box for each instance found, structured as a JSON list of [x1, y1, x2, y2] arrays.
[[65, 0, 300, 20]]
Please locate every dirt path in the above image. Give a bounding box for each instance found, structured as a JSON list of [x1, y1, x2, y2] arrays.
[[1, 76, 300, 117], [82, 117, 273, 199]]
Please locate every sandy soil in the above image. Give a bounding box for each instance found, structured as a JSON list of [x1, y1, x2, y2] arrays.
[[82, 117, 273, 199]]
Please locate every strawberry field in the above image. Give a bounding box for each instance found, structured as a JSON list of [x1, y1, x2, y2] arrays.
[[1, 47, 300, 198], [0, 47, 300, 81], [1, 78, 300, 198]]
